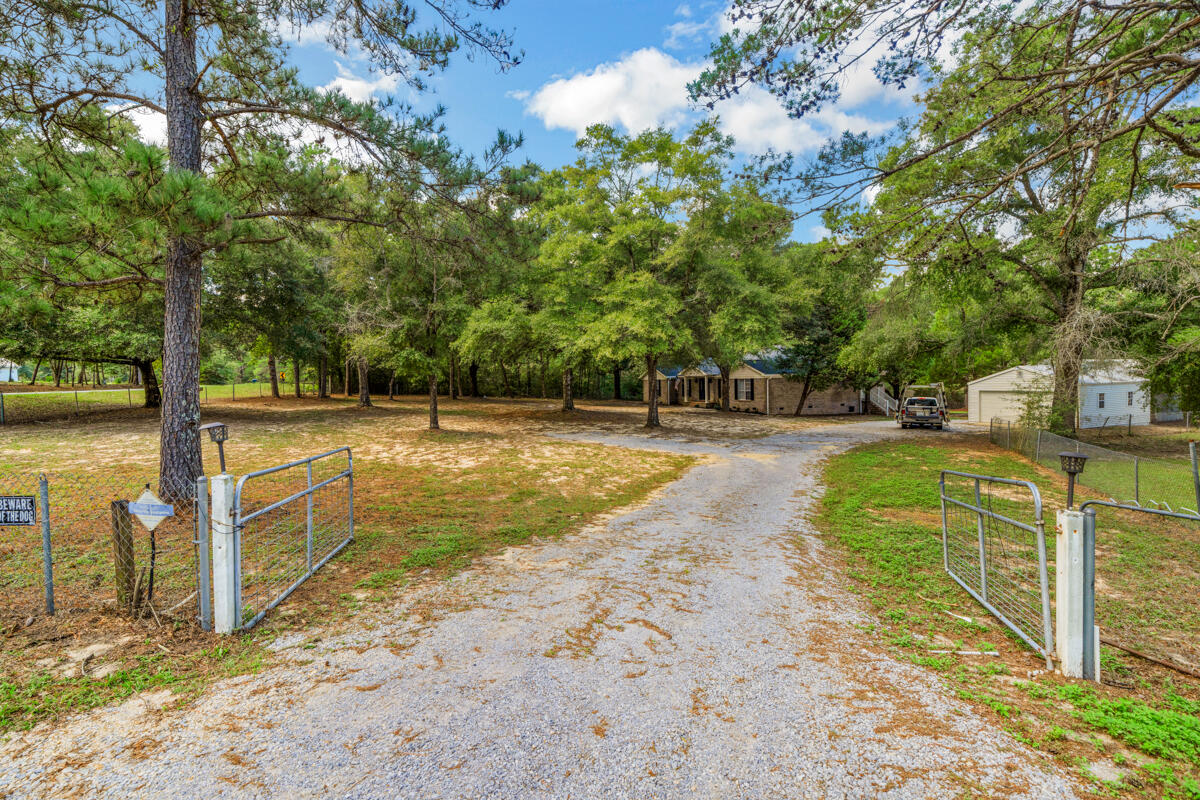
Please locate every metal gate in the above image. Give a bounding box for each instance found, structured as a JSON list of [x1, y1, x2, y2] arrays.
[[939, 470, 1054, 666], [229, 447, 353, 630]]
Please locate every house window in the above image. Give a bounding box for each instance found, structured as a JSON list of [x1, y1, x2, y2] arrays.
[[1128, 391, 1134, 406], [735, 379, 755, 401], [1098, 392, 1105, 409]]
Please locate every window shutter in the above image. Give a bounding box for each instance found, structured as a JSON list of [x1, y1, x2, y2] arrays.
[[749, 380, 755, 400]]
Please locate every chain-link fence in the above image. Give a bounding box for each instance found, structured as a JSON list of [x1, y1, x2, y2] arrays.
[[989, 418, 1200, 513], [1083, 502, 1200, 676], [0, 465, 201, 625], [940, 470, 1054, 665], [0, 387, 215, 425], [231, 448, 353, 629]]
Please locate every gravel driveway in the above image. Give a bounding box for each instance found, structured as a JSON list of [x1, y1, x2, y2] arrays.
[[0, 421, 1075, 799]]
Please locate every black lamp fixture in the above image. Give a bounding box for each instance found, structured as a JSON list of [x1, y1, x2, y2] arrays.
[[1058, 451, 1089, 509], [199, 422, 230, 473]]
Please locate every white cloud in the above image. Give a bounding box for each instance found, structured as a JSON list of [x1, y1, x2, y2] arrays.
[[520, 46, 900, 156], [714, 85, 819, 152], [664, 19, 713, 49], [273, 18, 335, 49], [320, 63, 400, 102], [525, 48, 696, 137], [107, 104, 168, 146]]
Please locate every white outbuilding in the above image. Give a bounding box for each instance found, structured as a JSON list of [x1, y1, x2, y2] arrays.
[[966, 361, 1152, 429]]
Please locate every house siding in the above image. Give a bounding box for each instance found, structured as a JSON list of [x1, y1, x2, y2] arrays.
[[1078, 382, 1151, 428]]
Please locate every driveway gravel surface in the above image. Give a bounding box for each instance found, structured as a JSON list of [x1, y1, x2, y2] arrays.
[[0, 421, 1076, 799]]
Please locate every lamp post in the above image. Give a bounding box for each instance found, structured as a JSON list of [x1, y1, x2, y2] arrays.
[[200, 422, 230, 473], [1058, 451, 1090, 509]]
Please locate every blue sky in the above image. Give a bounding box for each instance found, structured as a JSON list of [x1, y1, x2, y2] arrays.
[[278, 1, 917, 241]]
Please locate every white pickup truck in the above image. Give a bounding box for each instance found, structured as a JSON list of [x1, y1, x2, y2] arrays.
[[896, 383, 948, 430]]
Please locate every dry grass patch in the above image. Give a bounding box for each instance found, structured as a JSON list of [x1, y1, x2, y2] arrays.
[[0, 395, 695, 732]]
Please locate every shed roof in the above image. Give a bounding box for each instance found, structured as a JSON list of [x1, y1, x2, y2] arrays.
[[967, 360, 1143, 387]]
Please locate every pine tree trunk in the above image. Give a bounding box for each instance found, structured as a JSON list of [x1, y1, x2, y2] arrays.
[[27, 357, 41, 385], [720, 365, 731, 411], [645, 355, 660, 427], [268, 352, 280, 398], [469, 362, 480, 397], [388, 373, 396, 400], [428, 374, 440, 429], [293, 358, 301, 398], [357, 358, 371, 407], [318, 355, 329, 398], [137, 358, 162, 409], [449, 358, 459, 400], [158, 0, 205, 495], [345, 357, 352, 397], [562, 367, 574, 411], [52, 360, 63, 388], [613, 365, 621, 400]]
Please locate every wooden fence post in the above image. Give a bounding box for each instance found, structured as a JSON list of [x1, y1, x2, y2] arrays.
[[110, 500, 135, 612]]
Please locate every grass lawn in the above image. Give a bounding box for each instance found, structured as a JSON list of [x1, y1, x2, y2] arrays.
[[819, 435, 1200, 798], [0, 396, 716, 731]]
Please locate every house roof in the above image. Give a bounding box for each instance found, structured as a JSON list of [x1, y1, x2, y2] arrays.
[[967, 360, 1143, 387], [743, 350, 793, 377], [681, 359, 721, 377]]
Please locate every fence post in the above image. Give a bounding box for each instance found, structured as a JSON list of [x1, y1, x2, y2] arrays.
[[127, 386, 132, 408], [1006, 421, 1012, 449], [39, 475, 53, 615], [195, 476, 212, 632], [1082, 508, 1099, 682], [211, 473, 239, 634], [1191, 442, 1200, 516], [1134, 457, 1140, 505], [74, 389, 79, 413], [232, 382, 236, 402], [0, 393, 5, 424], [348, 451, 354, 542], [305, 461, 314, 574], [110, 500, 135, 612], [1035, 429, 1042, 463], [1056, 509, 1087, 678], [974, 478, 989, 603]]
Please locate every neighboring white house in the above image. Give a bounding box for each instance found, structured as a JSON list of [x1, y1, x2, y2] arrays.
[[0, 359, 20, 382], [966, 361, 1152, 428]]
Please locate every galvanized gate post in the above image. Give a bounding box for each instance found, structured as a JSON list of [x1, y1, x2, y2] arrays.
[[195, 476, 212, 631], [305, 461, 314, 573], [1055, 509, 1094, 679], [1082, 508, 1099, 681], [211, 473, 239, 633], [38, 475, 53, 615]]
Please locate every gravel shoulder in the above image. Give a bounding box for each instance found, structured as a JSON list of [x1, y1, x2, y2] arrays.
[[0, 421, 1076, 799]]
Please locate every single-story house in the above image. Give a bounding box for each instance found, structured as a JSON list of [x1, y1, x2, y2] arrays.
[[0, 359, 20, 382], [642, 355, 866, 416], [966, 361, 1152, 428]]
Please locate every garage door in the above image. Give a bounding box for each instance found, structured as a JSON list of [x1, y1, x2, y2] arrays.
[[977, 391, 1029, 422]]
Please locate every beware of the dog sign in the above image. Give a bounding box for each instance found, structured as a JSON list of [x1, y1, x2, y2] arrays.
[[0, 496, 36, 526]]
